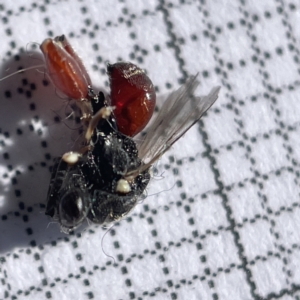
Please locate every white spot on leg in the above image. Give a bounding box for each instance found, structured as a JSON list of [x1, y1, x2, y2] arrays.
[[116, 179, 131, 194], [62, 151, 81, 165]]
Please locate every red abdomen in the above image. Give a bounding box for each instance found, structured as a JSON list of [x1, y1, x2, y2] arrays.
[[108, 62, 156, 137]]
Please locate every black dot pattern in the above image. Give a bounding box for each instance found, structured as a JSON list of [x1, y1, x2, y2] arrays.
[[0, 1, 300, 300]]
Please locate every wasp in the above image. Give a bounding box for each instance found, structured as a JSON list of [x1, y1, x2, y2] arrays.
[[15, 35, 220, 233]]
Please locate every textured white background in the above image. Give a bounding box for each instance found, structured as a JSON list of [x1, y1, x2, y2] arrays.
[[0, 0, 300, 299]]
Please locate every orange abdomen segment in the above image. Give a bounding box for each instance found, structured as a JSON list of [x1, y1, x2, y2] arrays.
[[40, 36, 90, 101]]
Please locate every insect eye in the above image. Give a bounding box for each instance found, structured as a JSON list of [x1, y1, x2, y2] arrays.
[[59, 190, 88, 229], [108, 62, 156, 137]]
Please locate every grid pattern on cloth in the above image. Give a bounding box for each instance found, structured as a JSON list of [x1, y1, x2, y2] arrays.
[[0, 1, 300, 299]]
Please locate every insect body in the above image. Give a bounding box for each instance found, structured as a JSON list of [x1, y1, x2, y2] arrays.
[[46, 91, 150, 233], [40, 35, 220, 233]]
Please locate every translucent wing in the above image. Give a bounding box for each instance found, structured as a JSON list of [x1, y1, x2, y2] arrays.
[[126, 75, 220, 178]]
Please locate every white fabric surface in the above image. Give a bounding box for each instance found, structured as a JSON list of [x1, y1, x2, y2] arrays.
[[0, 0, 300, 299]]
